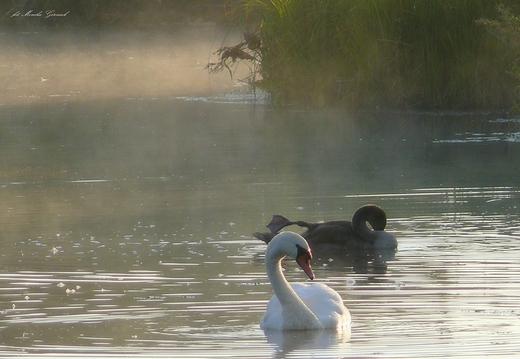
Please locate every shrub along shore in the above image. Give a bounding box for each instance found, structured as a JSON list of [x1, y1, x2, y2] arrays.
[[224, 0, 520, 110]]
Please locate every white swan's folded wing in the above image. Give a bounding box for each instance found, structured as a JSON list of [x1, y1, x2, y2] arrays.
[[294, 283, 351, 329]]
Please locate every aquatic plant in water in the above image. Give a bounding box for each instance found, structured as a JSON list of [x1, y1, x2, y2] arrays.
[[206, 27, 263, 91], [213, 0, 519, 109]]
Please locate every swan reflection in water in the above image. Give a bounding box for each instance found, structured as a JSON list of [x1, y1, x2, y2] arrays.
[[254, 204, 397, 274], [263, 328, 351, 359]]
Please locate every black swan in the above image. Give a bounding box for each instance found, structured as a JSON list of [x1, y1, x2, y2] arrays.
[[254, 204, 397, 250]]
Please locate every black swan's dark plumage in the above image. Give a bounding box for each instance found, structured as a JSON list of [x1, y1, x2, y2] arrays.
[[253, 204, 397, 250]]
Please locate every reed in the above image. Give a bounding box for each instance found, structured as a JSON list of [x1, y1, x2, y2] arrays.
[[236, 0, 519, 109], [477, 4, 520, 111]]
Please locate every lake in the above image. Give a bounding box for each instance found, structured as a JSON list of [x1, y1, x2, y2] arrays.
[[0, 28, 519, 359]]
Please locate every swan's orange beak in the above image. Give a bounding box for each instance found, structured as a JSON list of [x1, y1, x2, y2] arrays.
[[296, 247, 315, 280]]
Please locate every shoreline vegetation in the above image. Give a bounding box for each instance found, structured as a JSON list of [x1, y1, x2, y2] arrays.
[[210, 0, 520, 110], [2, 1, 520, 110]]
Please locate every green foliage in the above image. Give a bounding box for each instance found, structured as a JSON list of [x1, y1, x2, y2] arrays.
[[237, 0, 519, 109], [478, 5, 520, 110]]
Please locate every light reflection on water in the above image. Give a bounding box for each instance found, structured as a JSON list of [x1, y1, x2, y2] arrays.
[[0, 186, 519, 358], [0, 95, 519, 357]]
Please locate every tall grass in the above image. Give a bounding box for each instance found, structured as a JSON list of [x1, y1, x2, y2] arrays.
[[477, 5, 520, 111], [237, 0, 518, 109]]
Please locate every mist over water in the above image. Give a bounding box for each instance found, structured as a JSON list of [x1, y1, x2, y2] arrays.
[[0, 26, 519, 358], [0, 25, 247, 105]]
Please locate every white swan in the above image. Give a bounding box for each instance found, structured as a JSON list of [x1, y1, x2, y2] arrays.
[[260, 231, 351, 331]]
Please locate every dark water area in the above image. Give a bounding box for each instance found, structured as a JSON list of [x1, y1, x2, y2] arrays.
[[0, 28, 519, 358]]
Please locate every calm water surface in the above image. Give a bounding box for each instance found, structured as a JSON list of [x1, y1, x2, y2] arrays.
[[0, 30, 519, 359]]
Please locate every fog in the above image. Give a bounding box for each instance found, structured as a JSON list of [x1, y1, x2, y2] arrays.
[[0, 25, 248, 105]]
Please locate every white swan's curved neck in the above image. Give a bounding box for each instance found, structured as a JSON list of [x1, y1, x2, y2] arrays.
[[265, 254, 322, 329], [266, 256, 297, 305]]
